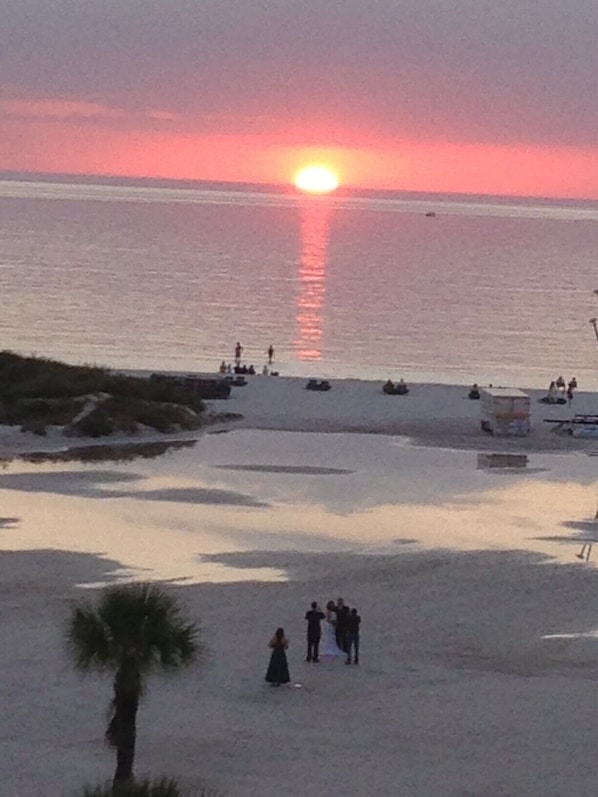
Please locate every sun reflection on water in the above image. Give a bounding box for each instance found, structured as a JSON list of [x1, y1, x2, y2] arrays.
[[295, 201, 330, 360]]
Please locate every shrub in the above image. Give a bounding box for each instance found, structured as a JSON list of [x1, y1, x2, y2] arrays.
[[82, 778, 184, 796], [0, 351, 206, 430], [20, 420, 47, 436], [0, 351, 110, 399], [135, 402, 200, 433], [72, 406, 115, 438], [80, 780, 220, 796]]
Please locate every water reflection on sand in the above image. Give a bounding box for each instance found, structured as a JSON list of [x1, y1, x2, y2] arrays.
[[0, 430, 597, 585]]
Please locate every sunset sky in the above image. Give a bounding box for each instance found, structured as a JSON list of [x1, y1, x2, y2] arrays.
[[2, 0, 598, 198]]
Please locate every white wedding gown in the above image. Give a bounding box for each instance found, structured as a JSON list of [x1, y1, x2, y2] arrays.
[[320, 611, 345, 658]]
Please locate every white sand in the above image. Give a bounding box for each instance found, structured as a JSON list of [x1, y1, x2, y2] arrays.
[[2, 378, 598, 796], [217, 375, 598, 452], [1, 375, 595, 456]]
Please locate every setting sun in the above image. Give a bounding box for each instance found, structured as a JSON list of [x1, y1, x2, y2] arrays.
[[294, 165, 339, 194]]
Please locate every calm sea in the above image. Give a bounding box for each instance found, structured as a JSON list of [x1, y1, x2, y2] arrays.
[[1, 177, 598, 389]]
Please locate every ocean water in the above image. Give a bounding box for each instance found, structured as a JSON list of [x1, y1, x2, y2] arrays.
[[1, 177, 598, 389]]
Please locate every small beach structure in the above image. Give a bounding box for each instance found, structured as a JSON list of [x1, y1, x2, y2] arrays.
[[480, 387, 531, 436]]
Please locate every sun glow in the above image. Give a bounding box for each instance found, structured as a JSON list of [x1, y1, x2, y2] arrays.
[[294, 165, 339, 194]]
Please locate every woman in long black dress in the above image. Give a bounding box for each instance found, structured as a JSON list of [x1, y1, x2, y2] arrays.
[[265, 627, 290, 686]]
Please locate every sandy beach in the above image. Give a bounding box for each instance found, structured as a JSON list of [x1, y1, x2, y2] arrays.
[[2, 376, 598, 796], [6, 0, 598, 790], [2, 374, 596, 458], [213, 375, 598, 451]]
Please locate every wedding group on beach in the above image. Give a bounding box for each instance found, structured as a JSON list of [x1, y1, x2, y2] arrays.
[[265, 598, 361, 686]]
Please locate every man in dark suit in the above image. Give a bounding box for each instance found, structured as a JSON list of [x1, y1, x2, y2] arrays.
[[334, 597, 350, 652], [304, 601, 325, 662], [345, 607, 361, 664]]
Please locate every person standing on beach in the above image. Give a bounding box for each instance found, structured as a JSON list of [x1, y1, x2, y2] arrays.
[[568, 377, 577, 405], [320, 601, 345, 658], [334, 597, 349, 652], [267, 344, 274, 364], [305, 601, 325, 662], [234, 341, 243, 365], [265, 627, 290, 686], [345, 608, 361, 665]]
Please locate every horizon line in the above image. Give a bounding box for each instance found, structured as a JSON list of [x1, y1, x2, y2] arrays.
[[1, 169, 597, 207]]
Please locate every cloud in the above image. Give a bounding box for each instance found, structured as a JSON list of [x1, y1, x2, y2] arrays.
[[147, 110, 181, 122], [2, 0, 598, 194], [0, 97, 125, 121], [2, 0, 598, 148], [0, 92, 190, 133]]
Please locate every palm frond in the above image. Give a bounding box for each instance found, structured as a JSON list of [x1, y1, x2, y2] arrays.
[[67, 583, 199, 676], [67, 606, 114, 671]]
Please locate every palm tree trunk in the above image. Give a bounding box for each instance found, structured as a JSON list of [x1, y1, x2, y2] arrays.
[[111, 665, 140, 792]]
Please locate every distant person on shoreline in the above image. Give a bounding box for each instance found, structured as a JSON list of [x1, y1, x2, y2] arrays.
[[267, 345, 274, 364], [556, 375, 566, 393], [234, 341, 243, 365], [265, 627, 290, 686], [567, 377, 577, 407]]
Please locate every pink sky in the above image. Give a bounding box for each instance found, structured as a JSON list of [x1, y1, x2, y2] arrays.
[[2, 1, 598, 198]]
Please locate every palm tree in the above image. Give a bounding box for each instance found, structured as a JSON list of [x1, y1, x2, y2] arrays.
[[68, 583, 198, 792]]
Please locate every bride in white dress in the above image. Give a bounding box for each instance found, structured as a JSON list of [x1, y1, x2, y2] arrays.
[[320, 600, 346, 658]]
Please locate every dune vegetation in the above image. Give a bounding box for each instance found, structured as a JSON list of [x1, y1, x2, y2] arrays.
[[0, 351, 215, 437]]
